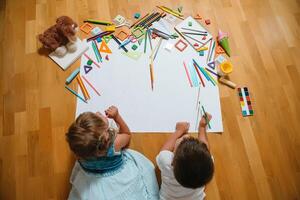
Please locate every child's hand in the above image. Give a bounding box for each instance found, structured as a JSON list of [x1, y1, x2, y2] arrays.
[[175, 122, 190, 136], [200, 113, 212, 128], [105, 106, 119, 119]]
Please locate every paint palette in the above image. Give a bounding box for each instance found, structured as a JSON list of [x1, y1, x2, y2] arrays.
[[238, 87, 254, 116]]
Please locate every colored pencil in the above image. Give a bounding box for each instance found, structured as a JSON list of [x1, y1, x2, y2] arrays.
[[83, 53, 100, 68], [199, 67, 215, 86], [111, 35, 128, 52], [143, 13, 163, 28], [144, 13, 166, 29], [65, 85, 87, 103], [201, 106, 211, 129], [206, 39, 212, 63], [156, 6, 184, 19], [161, 6, 184, 16], [76, 75, 90, 100], [130, 13, 150, 28], [82, 75, 101, 96], [182, 33, 204, 44], [137, 12, 156, 27], [208, 41, 216, 62], [181, 27, 207, 33], [140, 12, 159, 27], [181, 32, 207, 36], [144, 30, 148, 53], [84, 19, 113, 25], [205, 67, 219, 78], [183, 61, 193, 87], [150, 56, 154, 90], [204, 68, 217, 85], [193, 63, 205, 87], [87, 31, 113, 42]]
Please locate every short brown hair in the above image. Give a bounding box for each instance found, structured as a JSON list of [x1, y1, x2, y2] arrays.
[[173, 137, 214, 188], [66, 112, 110, 159]]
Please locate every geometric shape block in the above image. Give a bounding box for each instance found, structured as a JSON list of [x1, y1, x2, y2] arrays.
[[115, 26, 130, 41], [249, 110, 254, 115], [105, 55, 109, 60], [134, 13, 141, 19], [188, 21, 192, 26], [113, 15, 126, 25], [96, 37, 102, 43], [207, 61, 215, 70], [91, 27, 102, 36], [202, 36, 206, 40], [205, 19, 211, 25], [175, 39, 188, 52], [84, 65, 93, 74], [102, 35, 112, 43], [87, 60, 93, 65], [199, 50, 204, 56], [99, 41, 112, 54], [80, 23, 94, 34], [132, 27, 145, 39], [132, 44, 138, 50], [242, 111, 247, 116]]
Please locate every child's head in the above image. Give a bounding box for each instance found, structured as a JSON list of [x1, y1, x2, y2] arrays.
[[173, 136, 214, 189], [66, 112, 115, 159]]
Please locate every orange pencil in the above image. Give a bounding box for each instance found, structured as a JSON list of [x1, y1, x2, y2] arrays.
[[76, 75, 90, 100]]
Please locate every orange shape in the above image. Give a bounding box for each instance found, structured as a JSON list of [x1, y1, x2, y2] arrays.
[[115, 26, 130, 41], [80, 23, 94, 34], [99, 40, 112, 54]]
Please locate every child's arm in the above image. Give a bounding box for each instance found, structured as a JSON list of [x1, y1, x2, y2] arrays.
[[105, 106, 131, 151], [160, 122, 190, 151], [198, 113, 212, 150]]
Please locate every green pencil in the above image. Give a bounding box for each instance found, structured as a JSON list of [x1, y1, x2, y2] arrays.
[[201, 106, 211, 129], [144, 30, 148, 53], [65, 85, 87, 103]]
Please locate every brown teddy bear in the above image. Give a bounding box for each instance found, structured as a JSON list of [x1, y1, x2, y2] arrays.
[[39, 16, 79, 57]]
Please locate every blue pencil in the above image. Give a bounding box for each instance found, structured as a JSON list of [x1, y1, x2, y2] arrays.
[[65, 85, 87, 103], [193, 59, 210, 81]]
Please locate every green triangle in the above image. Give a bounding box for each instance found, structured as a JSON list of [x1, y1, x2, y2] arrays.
[[103, 35, 112, 44], [122, 51, 142, 60]]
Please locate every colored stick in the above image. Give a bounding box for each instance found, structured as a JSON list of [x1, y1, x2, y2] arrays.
[[84, 19, 113, 25], [130, 13, 150, 28], [193, 63, 205, 87], [82, 76, 101, 96], [181, 27, 207, 33], [92, 40, 102, 62], [65, 67, 80, 84], [206, 39, 212, 63], [205, 67, 219, 77], [147, 29, 153, 50], [87, 31, 113, 42], [183, 61, 193, 87], [153, 38, 163, 60], [150, 57, 154, 90], [76, 75, 90, 100], [204, 68, 217, 85], [111, 35, 128, 52], [201, 106, 211, 129], [65, 85, 87, 103], [156, 6, 184, 19], [83, 53, 100, 68], [199, 67, 215, 86], [144, 30, 148, 53], [208, 40, 216, 62]]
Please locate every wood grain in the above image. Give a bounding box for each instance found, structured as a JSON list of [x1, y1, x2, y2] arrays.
[[0, 0, 299, 199]]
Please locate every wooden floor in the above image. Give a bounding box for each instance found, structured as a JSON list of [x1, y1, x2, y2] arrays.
[[1, 0, 300, 199]]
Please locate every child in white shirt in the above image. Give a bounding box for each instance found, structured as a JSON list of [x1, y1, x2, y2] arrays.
[[156, 113, 214, 200]]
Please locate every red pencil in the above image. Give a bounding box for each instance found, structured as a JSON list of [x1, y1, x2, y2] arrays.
[[183, 62, 193, 87], [193, 63, 205, 87]]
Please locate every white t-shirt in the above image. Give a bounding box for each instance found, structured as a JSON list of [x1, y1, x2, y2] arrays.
[[156, 150, 206, 200]]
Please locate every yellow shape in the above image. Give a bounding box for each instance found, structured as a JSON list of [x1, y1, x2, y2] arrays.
[[105, 25, 116, 32]]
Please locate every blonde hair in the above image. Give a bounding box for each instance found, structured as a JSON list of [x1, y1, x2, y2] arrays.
[[66, 112, 113, 159]]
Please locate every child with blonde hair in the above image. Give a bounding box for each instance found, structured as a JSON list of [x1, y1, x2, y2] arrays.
[[66, 106, 159, 200]]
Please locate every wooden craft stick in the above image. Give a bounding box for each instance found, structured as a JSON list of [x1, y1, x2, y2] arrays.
[[82, 75, 101, 96]]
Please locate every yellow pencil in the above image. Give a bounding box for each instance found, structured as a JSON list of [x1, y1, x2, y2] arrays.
[[156, 6, 184, 20], [76, 75, 90, 100], [204, 68, 218, 85]]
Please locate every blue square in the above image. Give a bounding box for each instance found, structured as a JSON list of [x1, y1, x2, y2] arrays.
[[97, 37, 102, 43]]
